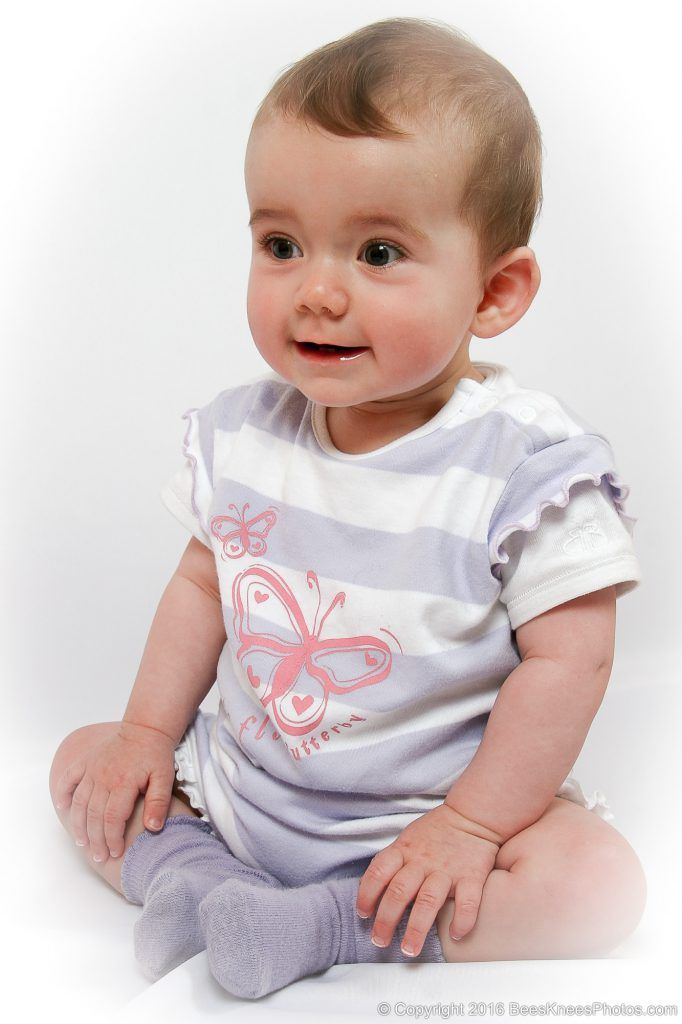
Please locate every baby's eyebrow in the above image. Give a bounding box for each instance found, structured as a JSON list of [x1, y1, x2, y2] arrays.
[[248, 207, 428, 243], [248, 207, 292, 229], [348, 213, 429, 243]]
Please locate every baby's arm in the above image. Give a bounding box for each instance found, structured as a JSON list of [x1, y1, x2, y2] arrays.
[[122, 536, 225, 745], [356, 585, 616, 950], [444, 583, 616, 843], [54, 536, 225, 860]]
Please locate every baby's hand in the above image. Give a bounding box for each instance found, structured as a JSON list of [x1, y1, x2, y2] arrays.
[[355, 803, 502, 956], [52, 721, 178, 863]]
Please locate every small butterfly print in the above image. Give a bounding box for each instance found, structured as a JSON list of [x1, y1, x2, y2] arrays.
[[232, 564, 394, 737], [562, 519, 607, 555], [211, 502, 278, 559]]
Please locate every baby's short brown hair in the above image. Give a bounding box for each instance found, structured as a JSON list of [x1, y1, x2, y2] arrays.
[[251, 17, 543, 279]]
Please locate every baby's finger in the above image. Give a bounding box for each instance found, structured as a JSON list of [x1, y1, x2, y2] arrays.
[[69, 775, 94, 848], [53, 759, 87, 810], [85, 782, 111, 863], [450, 877, 484, 941], [103, 785, 139, 859], [371, 864, 425, 949], [400, 870, 452, 957], [143, 767, 176, 832], [356, 846, 405, 920]]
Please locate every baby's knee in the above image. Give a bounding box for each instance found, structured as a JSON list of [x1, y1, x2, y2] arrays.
[[549, 835, 647, 954], [48, 721, 119, 805]]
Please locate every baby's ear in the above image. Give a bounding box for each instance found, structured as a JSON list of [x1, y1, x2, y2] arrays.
[[470, 246, 541, 339]]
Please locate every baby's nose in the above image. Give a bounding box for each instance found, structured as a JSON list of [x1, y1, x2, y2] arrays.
[[294, 266, 349, 318]]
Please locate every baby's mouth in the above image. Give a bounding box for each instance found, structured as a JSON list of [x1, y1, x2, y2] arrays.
[[295, 341, 369, 361]]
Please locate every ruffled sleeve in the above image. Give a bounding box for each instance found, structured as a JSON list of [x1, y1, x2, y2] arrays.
[[488, 434, 641, 629], [160, 406, 215, 548]]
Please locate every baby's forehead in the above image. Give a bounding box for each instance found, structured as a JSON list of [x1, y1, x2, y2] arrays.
[[246, 112, 470, 183], [244, 116, 476, 244]]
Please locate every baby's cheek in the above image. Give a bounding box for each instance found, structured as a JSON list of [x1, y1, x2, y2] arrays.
[[246, 289, 268, 340], [246, 272, 281, 331]]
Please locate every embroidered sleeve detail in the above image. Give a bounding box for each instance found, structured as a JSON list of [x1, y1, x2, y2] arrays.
[[488, 435, 636, 578], [487, 434, 641, 627], [490, 467, 635, 575]]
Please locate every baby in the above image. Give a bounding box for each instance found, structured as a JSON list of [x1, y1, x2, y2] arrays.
[[49, 17, 647, 999]]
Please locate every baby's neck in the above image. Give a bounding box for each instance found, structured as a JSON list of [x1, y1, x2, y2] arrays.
[[324, 407, 409, 454], [325, 367, 485, 455]]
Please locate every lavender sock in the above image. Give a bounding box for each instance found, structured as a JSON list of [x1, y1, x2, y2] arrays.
[[120, 815, 282, 980], [198, 873, 445, 999]]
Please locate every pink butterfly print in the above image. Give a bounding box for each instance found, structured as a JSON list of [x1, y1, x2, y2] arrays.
[[232, 565, 395, 737], [210, 502, 278, 559]]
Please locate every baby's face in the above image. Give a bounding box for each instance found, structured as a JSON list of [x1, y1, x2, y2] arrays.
[[244, 115, 484, 411]]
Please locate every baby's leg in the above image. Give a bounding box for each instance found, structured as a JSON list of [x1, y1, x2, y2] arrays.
[[435, 796, 647, 963], [50, 722, 284, 978], [49, 722, 200, 896], [199, 796, 647, 999]]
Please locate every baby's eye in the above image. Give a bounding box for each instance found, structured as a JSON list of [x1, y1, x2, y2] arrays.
[[259, 235, 302, 260], [361, 241, 406, 269]]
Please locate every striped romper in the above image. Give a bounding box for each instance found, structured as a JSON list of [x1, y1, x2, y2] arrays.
[[161, 361, 641, 887]]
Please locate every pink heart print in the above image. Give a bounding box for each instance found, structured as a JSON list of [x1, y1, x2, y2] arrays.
[[292, 694, 314, 715]]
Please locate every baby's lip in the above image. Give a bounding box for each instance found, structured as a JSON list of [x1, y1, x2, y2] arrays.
[[295, 339, 369, 349]]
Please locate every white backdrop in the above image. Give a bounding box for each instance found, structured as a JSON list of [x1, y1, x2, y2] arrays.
[[1, 0, 681, 1017]]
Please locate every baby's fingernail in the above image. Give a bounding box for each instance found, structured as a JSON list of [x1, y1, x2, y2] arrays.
[[148, 819, 161, 830], [402, 944, 417, 957], [93, 854, 102, 862], [371, 936, 387, 948], [357, 910, 369, 919], [75, 839, 86, 847], [451, 935, 462, 942]]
